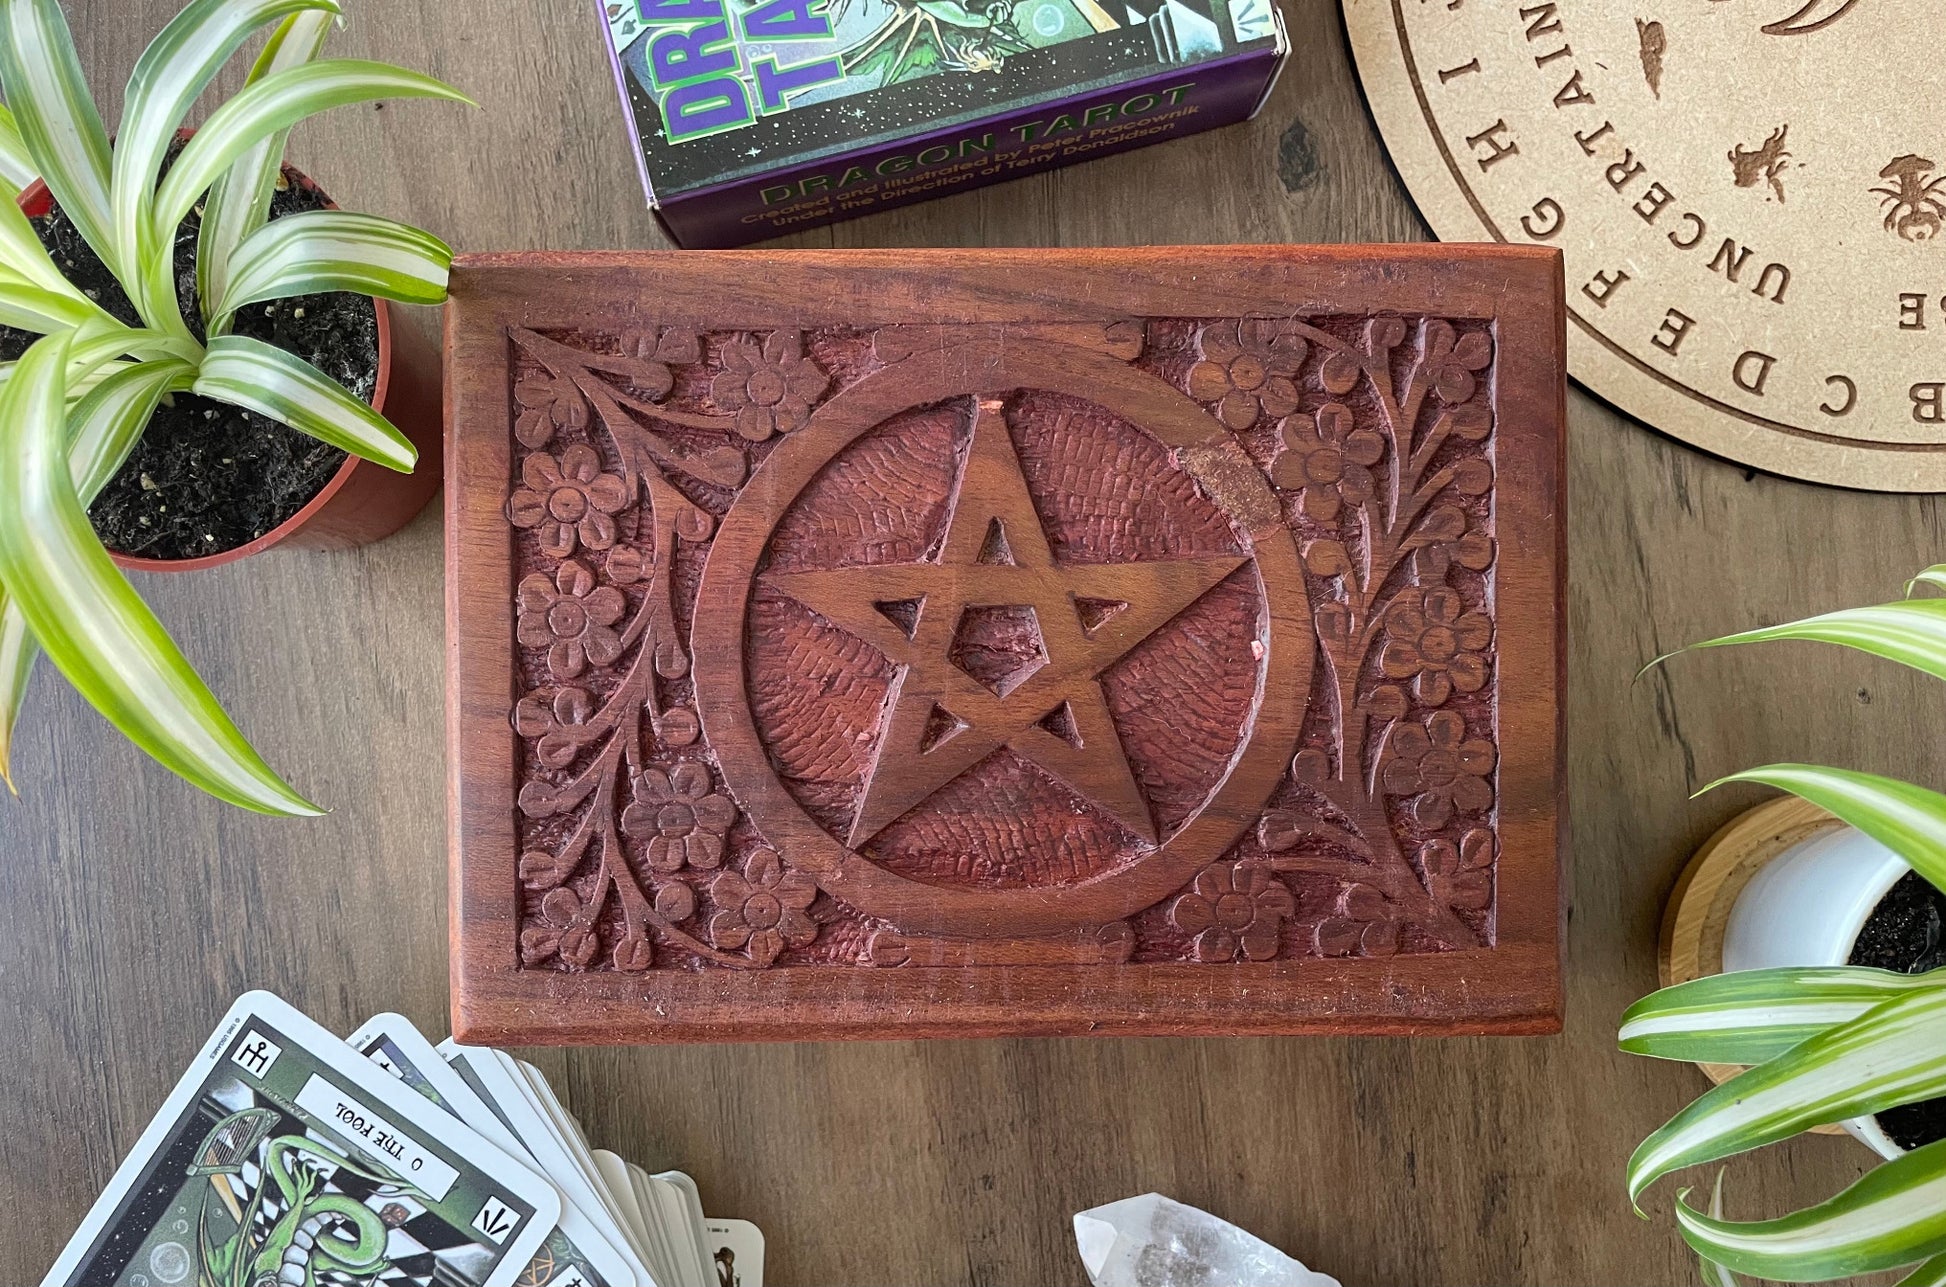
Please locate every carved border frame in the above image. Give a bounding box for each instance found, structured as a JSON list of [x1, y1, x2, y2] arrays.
[[447, 246, 1566, 1044]]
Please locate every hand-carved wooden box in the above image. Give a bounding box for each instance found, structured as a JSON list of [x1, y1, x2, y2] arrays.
[[446, 247, 1565, 1044]]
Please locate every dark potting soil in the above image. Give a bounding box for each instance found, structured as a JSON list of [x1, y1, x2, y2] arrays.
[[1848, 870, 1946, 1152], [0, 154, 377, 560]]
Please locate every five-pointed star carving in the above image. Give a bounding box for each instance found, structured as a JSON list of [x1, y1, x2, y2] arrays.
[[762, 398, 1248, 849]]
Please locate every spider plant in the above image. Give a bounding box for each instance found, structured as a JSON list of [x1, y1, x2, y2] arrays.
[[0, 0, 469, 815], [1622, 564, 1946, 1285]]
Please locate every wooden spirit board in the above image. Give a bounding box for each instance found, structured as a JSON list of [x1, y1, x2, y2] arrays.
[[1346, 0, 1946, 491], [446, 247, 1566, 1043]]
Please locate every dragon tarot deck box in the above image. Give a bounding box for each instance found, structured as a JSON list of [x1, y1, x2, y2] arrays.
[[596, 0, 1289, 246]]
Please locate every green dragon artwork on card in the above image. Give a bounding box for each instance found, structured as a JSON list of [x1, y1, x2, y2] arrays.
[[190, 1108, 423, 1287], [836, 0, 1031, 83]]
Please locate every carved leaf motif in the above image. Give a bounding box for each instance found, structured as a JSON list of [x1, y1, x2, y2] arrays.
[[1312, 917, 1360, 956], [1424, 828, 1495, 912], [513, 370, 587, 449], [1303, 540, 1352, 577], [866, 927, 910, 966], [1446, 401, 1492, 441], [559, 924, 598, 968], [654, 881, 697, 923], [520, 849, 569, 889], [612, 934, 653, 971], [519, 926, 561, 965], [542, 887, 582, 924]]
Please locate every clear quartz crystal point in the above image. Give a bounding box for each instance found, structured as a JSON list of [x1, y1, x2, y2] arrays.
[[1073, 1193, 1341, 1287]]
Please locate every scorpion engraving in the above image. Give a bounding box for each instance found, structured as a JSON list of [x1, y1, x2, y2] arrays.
[[1873, 155, 1946, 242]]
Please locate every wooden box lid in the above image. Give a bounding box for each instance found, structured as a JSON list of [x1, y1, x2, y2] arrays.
[[446, 246, 1566, 1043]]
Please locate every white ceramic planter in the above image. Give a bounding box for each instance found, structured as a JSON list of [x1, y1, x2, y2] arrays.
[[1721, 824, 1913, 1159]]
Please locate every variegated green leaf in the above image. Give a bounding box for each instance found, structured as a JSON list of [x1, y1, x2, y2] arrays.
[[213, 209, 451, 326], [1620, 967, 1942, 1065], [0, 0, 114, 270], [196, 8, 335, 329], [1674, 1139, 1946, 1281], [1699, 1172, 1739, 1287], [153, 59, 474, 248], [0, 280, 105, 334], [0, 358, 192, 790], [1907, 565, 1946, 598], [67, 320, 203, 371], [113, 0, 337, 334], [1629, 988, 1946, 1206], [0, 101, 37, 190], [0, 332, 320, 815], [1657, 598, 1946, 685], [1903, 1253, 1946, 1286], [194, 334, 414, 471], [0, 322, 203, 404], [0, 604, 29, 792], [1702, 765, 1946, 894], [0, 171, 83, 295], [66, 359, 194, 505]]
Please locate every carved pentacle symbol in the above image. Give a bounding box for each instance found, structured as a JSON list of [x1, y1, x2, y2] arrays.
[[1345, 0, 1946, 490], [764, 398, 1248, 849], [692, 341, 1311, 939]]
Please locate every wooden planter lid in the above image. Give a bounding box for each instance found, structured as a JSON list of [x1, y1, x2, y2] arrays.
[[1659, 795, 1847, 1131]]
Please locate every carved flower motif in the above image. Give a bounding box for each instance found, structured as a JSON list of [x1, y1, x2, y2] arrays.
[[1321, 317, 1408, 395], [708, 847, 818, 964], [1313, 883, 1400, 958], [513, 685, 595, 768], [512, 370, 586, 449], [520, 886, 596, 968], [1188, 319, 1304, 429], [616, 327, 702, 399], [1270, 402, 1382, 521], [711, 332, 828, 440], [509, 445, 630, 558], [1171, 860, 1294, 961], [1420, 320, 1493, 405], [1380, 586, 1492, 706], [1423, 828, 1495, 912], [1383, 710, 1495, 828], [622, 762, 736, 871], [517, 560, 624, 681], [1413, 513, 1496, 584]]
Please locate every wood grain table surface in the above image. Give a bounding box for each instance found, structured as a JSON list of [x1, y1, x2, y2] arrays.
[[0, 1, 1928, 1282]]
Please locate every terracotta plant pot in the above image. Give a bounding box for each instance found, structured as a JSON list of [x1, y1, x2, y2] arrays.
[[15, 156, 442, 573], [1661, 796, 1912, 1158]]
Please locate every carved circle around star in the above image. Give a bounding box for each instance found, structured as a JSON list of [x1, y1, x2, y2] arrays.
[[689, 340, 1312, 939]]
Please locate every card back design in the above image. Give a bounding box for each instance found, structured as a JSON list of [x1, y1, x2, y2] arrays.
[[447, 248, 1566, 1041]]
